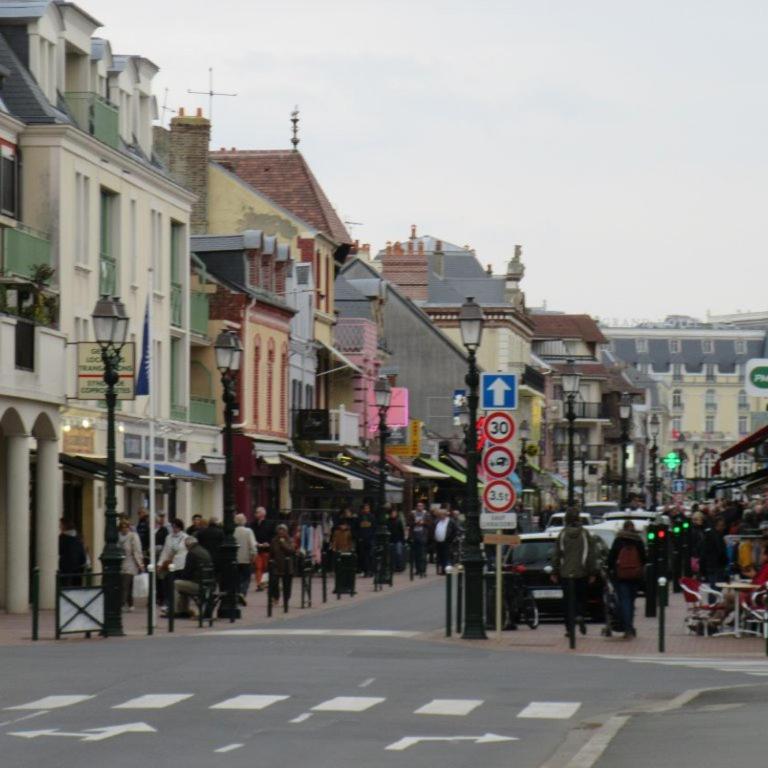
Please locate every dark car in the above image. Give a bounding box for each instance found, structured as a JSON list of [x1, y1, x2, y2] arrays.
[[502, 531, 609, 621]]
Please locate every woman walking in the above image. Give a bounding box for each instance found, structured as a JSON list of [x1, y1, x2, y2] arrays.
[[119, 519, 144, 611], [607, 520, 646, 638]]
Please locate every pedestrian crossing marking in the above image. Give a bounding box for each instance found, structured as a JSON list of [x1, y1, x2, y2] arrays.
[[114, 694, 194, 709], [6, 695, 94, 711], [312, 696, 385, 713], [415, 699, 484, 716], [597, 655, 768, 677], [210, 695, 289, 710], [517, 702, 581, 719]]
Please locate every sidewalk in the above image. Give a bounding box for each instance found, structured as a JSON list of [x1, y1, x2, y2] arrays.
[[0, 569, 439, 646]]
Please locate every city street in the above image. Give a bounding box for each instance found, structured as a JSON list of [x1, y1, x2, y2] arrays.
[[1, 578, 766, 768]]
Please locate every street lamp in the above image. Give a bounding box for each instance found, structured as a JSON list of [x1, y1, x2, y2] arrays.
[[619, 392, 633, 509], [648, 413, 660, 510], [579, 440, 588, 509], [215, 329, 243, 620], [459, 297, 486, 640], [92, 295, 129, 637], [373, 375, 392, 591], [561, 358, 581, 509], [519, 419, 530, 492]]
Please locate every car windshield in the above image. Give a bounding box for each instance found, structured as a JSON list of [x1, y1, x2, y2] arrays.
[[506, 541, 555, 567]]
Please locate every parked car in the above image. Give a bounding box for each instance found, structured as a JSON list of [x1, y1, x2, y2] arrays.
[[502, 531, 608, 621], [584, 502, 620, 521], [546, 512, 592, 530]]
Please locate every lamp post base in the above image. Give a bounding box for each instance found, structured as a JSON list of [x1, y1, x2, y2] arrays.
[[461, 552, 487, 640]]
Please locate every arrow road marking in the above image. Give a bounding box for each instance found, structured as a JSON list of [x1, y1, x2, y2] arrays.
[[385, 733, 518, 751], [8, 722, 156, 742], [487, 378, 512, 406]]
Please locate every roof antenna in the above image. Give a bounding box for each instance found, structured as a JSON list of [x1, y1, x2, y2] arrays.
[[291, 106, 300, 151], [159, 88, 174, 127], [188, 67, 237, 125]]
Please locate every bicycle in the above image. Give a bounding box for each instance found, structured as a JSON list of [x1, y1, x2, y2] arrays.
[[504, 566, 540, 630]]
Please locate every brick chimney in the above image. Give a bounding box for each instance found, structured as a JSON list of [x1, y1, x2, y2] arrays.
[[382, 232, 429, 301], [167, 107, 210, 235]]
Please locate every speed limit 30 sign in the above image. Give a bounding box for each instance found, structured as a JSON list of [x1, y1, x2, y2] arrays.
[[483, 479, 516, 513], [484, 411, 516, 445]]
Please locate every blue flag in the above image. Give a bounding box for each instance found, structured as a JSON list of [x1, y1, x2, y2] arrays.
[[136, 298, 150, 396]]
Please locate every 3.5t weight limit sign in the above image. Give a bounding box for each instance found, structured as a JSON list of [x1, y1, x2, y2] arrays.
[[484, 411, 516, 445], [483, 479, 516, 513]]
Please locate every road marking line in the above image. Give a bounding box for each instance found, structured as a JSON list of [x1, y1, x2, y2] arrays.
[[6, 695, 94, 711], [562, 716, 628, 768], [359, 678, 376, 688], [214, 743, 243, 754], [114, 694, 194, 709], [415, 699, 484, 716], [210, 695, 289, 710], [0, 711, 50, 728], [205, 629, 421, 638], [385, 733, 517, 751], [517, 702, 581, 719], [290, 713, 313, 724], [312, 696, 385, 712]]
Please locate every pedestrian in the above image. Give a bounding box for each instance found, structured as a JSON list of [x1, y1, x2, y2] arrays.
[[118, 519, 144, 611], [357, 503, 375, 576], [250, 506, 274, 591], [607, 520, 645, 638], [158, 519, 188, 609], [407, 502, 429, 576], [388, 507, 406, 572], [551, 509, 598, 636], [58, 518, 87, 587], [234, 513, 257, 604], [186, 514, 204, 536], [689, 511, 706, 575], [135, 506, 150, 556], [433, 508, 457, 574], [270, 524, 295, 611], [196, 517, 224, 574], [701, 516, 729, 593], [166, 537, 213, 618]]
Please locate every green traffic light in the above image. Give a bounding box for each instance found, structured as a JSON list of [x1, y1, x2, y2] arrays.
[[673, 526, 681, 534], [647, 532, 656, 541], [682, 521, 690, 529]]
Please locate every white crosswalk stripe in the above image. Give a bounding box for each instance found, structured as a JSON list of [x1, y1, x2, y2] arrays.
[[114, 694, 194, 709], [6, 695, 94, 710], [312, 696, 385, 712], [598, 655, 768, 677], [210, 695, 289, 710], [415, 699, 484, 716], [517, 702, 581, 719]]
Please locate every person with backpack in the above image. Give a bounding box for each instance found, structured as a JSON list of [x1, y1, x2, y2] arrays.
[[607, 520, 646, 638]]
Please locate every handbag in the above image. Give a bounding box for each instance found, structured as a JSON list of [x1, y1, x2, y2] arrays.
[[133, 572, 149, 599]]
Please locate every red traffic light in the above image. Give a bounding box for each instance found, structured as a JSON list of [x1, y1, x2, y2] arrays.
[[658, 529, 667, 539]]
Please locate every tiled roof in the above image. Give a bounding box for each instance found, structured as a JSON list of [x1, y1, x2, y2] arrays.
[[209, 149, 351, 246], [530, 313, 607, 344]]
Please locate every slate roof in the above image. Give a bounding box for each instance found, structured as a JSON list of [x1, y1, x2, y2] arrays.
[[0, 1, 53, 20], [334, 274, 374, 320], [209, 149, 351, 246], [530, 313, 607, 344]]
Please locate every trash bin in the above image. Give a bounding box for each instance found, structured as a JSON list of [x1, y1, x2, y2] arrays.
[[334, 552, 357, 598]]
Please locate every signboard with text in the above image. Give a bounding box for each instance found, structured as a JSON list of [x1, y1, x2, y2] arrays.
[[746, 359, 768, 397], [75, 343, 136, 401]]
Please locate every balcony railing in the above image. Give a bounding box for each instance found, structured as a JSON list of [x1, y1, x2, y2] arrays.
[[64, 92, 120, 150], [190, 291, 209, 336], [3, 226, 51, 280], [521, 364, 545, 394], [171, 282, 183, 327], [312, 406, 360, 447], [554, 444, 605, 462], [557, 401, 608, 420], [190, 396, 217, 425], [170, 404, 188, 422]]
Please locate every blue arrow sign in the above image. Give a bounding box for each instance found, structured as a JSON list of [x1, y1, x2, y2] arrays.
[[481, 373, 517, 411]]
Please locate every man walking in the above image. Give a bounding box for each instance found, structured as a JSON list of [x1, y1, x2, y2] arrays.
[[433, 508, 457, 575], [407, 502, 429, 577], [234, 513, 257, 604], [552, 509, 597, 636]]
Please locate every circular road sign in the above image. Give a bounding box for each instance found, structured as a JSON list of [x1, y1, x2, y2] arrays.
[[483, 479, 517, 513], [482, 444, 516, 479], [484, 411, 516, 445]]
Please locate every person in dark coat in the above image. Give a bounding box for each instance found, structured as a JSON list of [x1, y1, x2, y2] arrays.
[[135, 507, 150, 555], [196, 518, 224, 574], [58, 518, 87, 586], [356, 503, 376, 577], [168, 537, 213, 618], [607, 521, 646, 638], [701, 516, 728, 591], [388, 507, 406, 572], [270, 524, 295, 611]]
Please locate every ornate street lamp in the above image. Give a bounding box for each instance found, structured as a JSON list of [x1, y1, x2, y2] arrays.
[[579, 440, 588, 509], [373, 375, 392, 591], [92, 295, 129, 637], [459, 297, 486, 640], [619, 392, 633, 509], [215, 329, 243, 620], [561, 359, 581, 508], [648, 413, 660, 510]]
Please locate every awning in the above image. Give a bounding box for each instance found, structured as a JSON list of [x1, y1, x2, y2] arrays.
[[199, 455, 226, 475], [547, 472, 567, 489], [60, 455, 144, 485], [133, 462, 212, 482], [316, 339, 363, 375], [386, 454, 448, 480], [417, 457, 467, 484], [714, 424, 768, 475], [318, 458, 405, 493], [711, 467, 768, 492], [280, 452, 364, 490]]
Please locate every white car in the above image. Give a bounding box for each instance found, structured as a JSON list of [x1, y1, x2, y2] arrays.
[[546, 512, 593, 530]]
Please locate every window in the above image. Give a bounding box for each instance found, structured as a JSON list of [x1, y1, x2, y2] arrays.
[[672, 363, 683, 381], [123, 434, 143, 460], [128, 200, 137, 286], [99, 188, 118, 295], [669, 339, 681, 354], [672, 389, 683, 409], [635, 338, 648, 354], [170, 337, 183, 409], [701, 339, 714, 354], [705, 415, 715, 433], [75, 173, 90, 265], [705, 388, 717, 409], [0, 145, 18, 218], [735, 454, 753, 475], [267, 341, 275, 431], [305, 384, 314, 409], [150, 210, 162, 290], [672, 417, 682, 434], [291, 379, 302, 411], [705, 364, 716, 382], [739, 416, 748, 435], [170, 221, 184, 326], [738, 389, 748, 410], [252, 339, 261, 428], [14, 318, 34, 370], [735, 339, 747, 355], [636, 362, 649, 374]]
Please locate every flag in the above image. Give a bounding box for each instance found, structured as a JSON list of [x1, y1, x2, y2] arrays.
[[136, 298, 150, 396]]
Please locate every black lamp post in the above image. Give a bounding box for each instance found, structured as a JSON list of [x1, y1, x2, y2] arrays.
[[561, 359, 580, 509], [215, 329, 243, 620], [648, 413, 660, 510], [373, 376, 392, 591], [519, 419, 530, 493], [619, 392, 633, 509], [92, 295, 129, 637], [459, 297, 486, 640], [579, 441, 588, 509]]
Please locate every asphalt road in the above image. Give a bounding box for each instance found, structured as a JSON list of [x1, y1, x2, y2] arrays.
[[0, 577, 764, 768]]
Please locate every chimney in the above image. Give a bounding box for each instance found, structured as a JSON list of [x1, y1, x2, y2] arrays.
[[168, 108, 211, 235], [486, 263, 492, 275], [407, 239, 413, 255], [410, 224, 417, 239], [417, 241, 424, 256], [383, 230, 429, 301]]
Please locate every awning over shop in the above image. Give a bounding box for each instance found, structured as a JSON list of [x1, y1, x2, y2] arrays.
[[280, 452, 364, 490], [714, 424, 768, 474], [133, 463, 212, 482], [711, 467, 768, 492], [318, 458, 405, 495], [198, 455, 226, 475], [417, 457, 467, 484], [316, 340, 363, 375], [60, 454, 146, 484], [385, 454, 448, 480]]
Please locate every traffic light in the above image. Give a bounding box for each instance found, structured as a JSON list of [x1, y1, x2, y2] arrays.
[[663, 451, 682, 470], [682, 520, 690, 530]]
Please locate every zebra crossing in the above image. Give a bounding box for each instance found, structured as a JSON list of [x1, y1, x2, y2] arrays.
[[600, 655, 768, 677], [2, 692, 582, 720]]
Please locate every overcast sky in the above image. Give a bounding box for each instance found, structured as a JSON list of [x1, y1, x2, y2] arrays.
[[95, 0, 768, 322]]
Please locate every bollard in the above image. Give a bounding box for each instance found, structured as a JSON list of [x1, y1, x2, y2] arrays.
[[167, 565, 175, 634], [321, 555, 328, 604], [267, 562, 274, 618], [31, 567, 39, 641], [566, 578, 576, 650], [645, 561, 657, 618], [445, 566, 453, 637], [658, 576, 667, 653], [147, 565, 155, 636], [456, 566, 464, 635], [55, 572, 61, 640]]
